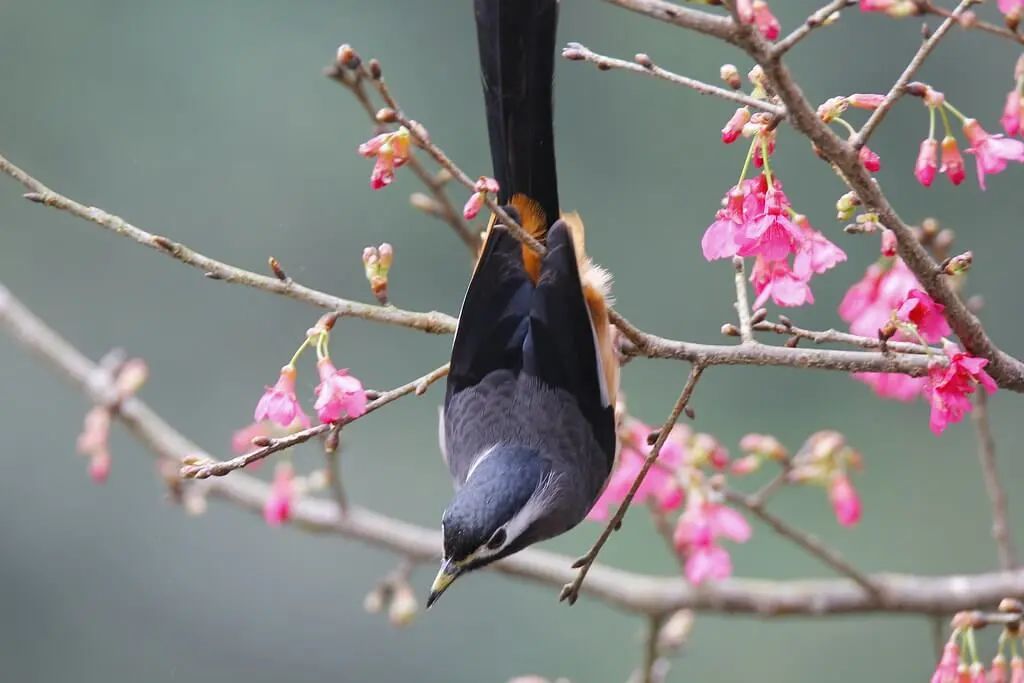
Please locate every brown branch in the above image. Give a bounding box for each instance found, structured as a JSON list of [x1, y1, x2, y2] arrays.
[[725, 489, 882, 596], [733, 257, 755, 344], [562, 42, 786, 116], [854, 0, 976, 148], [4, 280, 1024, 618], [561, 364, 705, 605], [753, 319, 933, 355], [601, 0, 739, 44], [772, 0, 857, 56], [971, 391, 1017, 571], [921, 1, 1024, 45], [179, 363, 449, 479]]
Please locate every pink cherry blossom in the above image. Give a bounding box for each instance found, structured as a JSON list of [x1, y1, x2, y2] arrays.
[[255, 365, 311, 429], [880, 229, 898, 257], [915, 138, 939, 187], [924, 345, 998, 435], [930, 642, 960, 683], [839, 258, 918, 338], [263, 462, 295, 527], [751, 257, 814, 309], [751, 0, 780, 41], [358, 126, 411, 190], [793, 215, 846, 275], [1002, 90, 1023, 137], [859, 0, 917, 15], [998, 0, 1024, 16], [990, 655, 1007, 683], [895, 289, 951, 342], [828, 473, 861, 526], [853, 372, 927, 401], [314, 359, 368, 424], [940, 135, 966, 186], [673, 501, 751, 585], [588, 421, 690, 521], [962, 118, 1024, 190], [721, 108, 751, 144], [1011, 656, 1023, 683], [739, 189, 804, 261]]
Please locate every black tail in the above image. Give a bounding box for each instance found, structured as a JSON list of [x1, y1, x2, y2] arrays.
[[474, 0, 560, 227]]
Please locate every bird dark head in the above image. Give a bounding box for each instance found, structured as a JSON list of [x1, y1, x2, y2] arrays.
[[428, 445, 550, 607]]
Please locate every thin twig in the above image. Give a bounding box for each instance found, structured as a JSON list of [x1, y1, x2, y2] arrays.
[[733, 257, 755, 344], [640, 614, 667, 683], [725, 488, 883, 596], [853, 0, 977, 148], [6, 281, 1024, 617], [561, 365, 705, 605], [180, 363, 449, 478], [753, 320, 933, 355], [971, 391, 1017, 570], [562, 42, 785, 116], [326, 448, 349, 515], [772, 0, 857, 56], [921, 1, 1024, 45]]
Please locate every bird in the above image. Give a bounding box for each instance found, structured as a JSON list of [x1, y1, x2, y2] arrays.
[[427, 0, 620, 608]]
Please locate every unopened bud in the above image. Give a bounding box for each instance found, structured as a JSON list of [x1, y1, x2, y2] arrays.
[[363, 585, 386, 614], [747, 64, 765, 88], [562, 46, 584, 61], [368, 58, 382, 79], [375, 107, 397, 124], [115, 358, 149, 398], [750, 308, 768, 325], [336, 44, 360, 69], [720, 63, 741, 90], [957, 10, 977, 28], [730, 454, 762, 475], [721, 323, 741, 337], [934, 228, 955, 258], [835, 191, 860, 221], [739, 433, 788, 461], [943, 251, 973, 275], [634, 53, 653, 68], [1007, 8, 1021, 33], [999, 598, 1024, 614], [388, 584, 419, 627], [252, 435, 273, 447], [920, 217, 939, 242], [268, 256, 288, 281], [879, 320, 898, 341]]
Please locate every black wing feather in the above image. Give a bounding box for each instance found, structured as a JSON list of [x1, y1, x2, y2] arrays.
[[474, 0, 560, 226]]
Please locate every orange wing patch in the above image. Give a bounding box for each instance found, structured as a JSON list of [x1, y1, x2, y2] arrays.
[[510, 194, 547, 283]]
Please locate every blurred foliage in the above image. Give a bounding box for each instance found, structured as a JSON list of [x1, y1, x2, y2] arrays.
[[1, 2, 1022, 682]]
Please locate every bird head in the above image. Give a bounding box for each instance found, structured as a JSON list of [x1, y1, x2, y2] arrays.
[[427, 446, 551, 607]]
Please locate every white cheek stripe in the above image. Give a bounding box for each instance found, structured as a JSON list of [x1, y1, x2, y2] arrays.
[[464, 445, 497, 483]]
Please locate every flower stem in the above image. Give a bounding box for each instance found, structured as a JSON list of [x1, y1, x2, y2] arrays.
[[834, 117, 858, 138], [943, 101, 968, 124], [928, 105, 936, 141], [760, 137, 774, 187], [938, 104, 955, 138], [737, 136, 758, 185], [289, 337, 312, 367]]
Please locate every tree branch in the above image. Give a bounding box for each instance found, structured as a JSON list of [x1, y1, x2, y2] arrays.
[[562, 42, 785, 116], [560, 365, 705, 605], [771, 0, 857, 56], [3, 281, 1024, 618], [971, 391, 1017, 571], [601, 0, 739, 44]]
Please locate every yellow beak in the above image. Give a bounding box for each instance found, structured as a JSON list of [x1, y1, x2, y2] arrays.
[[426, 558, 461, 608]]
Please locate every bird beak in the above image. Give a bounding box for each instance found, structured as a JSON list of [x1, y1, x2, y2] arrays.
[[426, 558, 461, 609]]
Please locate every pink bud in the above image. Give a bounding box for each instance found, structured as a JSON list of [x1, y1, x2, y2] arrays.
[[263, 462, 294, 527], [730, 454, 761, 475], [89, 449, 112, 484], [463, 191, 486, 220], [829, 474, 861, 526], [991, 655, 1007, 683], [859, 145, 882, 172], [848, 93, 885, 110], [940, 136, 966, 186], [115, 358, 148, 398], [915, 138, 939, 187], [721, 108, 751, 144], [880, 229, 897, 257], [751, 0, 780, 40]]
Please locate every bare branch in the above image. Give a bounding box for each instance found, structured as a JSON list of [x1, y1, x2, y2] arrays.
[[601, 0, 738, 44], [772, 0, 857, 56], [854, 0, 977, 148], [561, 364, 705, 605], [733, 257, 755, 344], [562, 42, 785, 116], [753, 319, 933, 355], [180, 364, 449, 479], [725, 489, 882, 596], [971, 391, 1017, 571], [920, 1, 1024, 46]]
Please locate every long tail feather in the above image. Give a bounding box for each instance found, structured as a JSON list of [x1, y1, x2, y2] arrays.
[[474, 0, 560, 228]]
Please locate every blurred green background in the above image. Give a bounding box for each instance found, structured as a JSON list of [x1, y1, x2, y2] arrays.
[[1, 2, 1022, 681]]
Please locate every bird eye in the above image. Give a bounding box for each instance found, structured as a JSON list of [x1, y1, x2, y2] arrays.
[[486, 528, 507, 550]]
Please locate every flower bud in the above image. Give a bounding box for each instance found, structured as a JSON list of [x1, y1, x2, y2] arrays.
[[835, 191, 860, 221], [388, 583, 419, 627], [720, 63, 741, 90]]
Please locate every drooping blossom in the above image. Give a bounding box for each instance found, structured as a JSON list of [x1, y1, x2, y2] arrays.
[[358, 126, 412, 190], [915, 138, 939, 187], [721, 107, 751, 144], [314, 358, 368, 424], [1011, 656, 1024, 683], [930, 642, 960, 683], [793, 214, 846, 275], [750, 257, 814, 308], [839, 258, 918, 339], [828, 473, 861, 527], [673, 499, 751, 585], [263, 462, 295, 527], [853, 372, 927, 402], [738, 188, 804, 261], [990, 655, 1007, 683], [924, 344, 998, 435], [750, 0, 780, 40], [588, 420, 690, 521], [463, 176, 500, 220], [940, 135, 966, 186], [962, 118, 1024, 190], [1002, 90, 1023, 137], [255, 365, 310, 429], [895, 289, 951, 342], [701, 183, 752, 261]]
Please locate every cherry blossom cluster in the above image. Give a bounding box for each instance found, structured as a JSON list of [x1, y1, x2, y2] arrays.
[[930, 607, 1024, 683], [840, 251, 996, 434], [907, 83, 1024, 190], [76, 358, 148, 483], [735, 0, 780, 41], [587, 417, 749, 585], [705, 70, 847, 308]]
